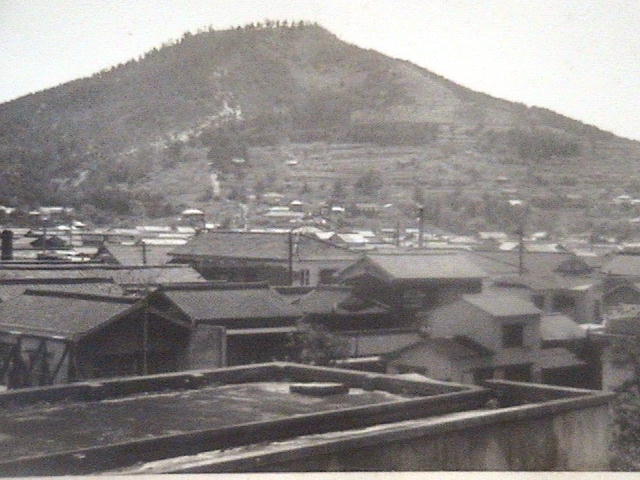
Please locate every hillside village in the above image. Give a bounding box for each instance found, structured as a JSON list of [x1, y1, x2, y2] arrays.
[[0, 21, 640, 474]]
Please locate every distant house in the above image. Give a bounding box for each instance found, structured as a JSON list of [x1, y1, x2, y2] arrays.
[[336, 253, 485, 315], [0, 265, 206, 295], [292, 285, 396, 331], [151, 282, 301, 366], [405, 292, 586, 386], [0, 290, 193, 388], [601, 254, 640, 290], [603, 282, 640, 315], [386, 337, 493, 383], [469, 251, 601, 324], [168, 231, 358, 286]]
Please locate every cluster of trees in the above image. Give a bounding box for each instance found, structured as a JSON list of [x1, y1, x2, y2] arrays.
[[506, 128, 580, 161]]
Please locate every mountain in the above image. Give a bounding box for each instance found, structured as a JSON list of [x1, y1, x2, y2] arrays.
[[0, 22, 639, 228]]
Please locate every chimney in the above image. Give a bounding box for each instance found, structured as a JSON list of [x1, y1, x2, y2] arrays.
[[1, 229, 13, 261]]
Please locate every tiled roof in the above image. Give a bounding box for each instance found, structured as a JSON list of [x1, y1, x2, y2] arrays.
[[169, 231, 357, 261], [343, 253, 486, 282], [0, 278, 123, 302], [463, 292, 540, 317], [159, 283, 302, 322], [0, 265, 205, 286], [0, 291, 137, 339], [540, 314, 586, 342], [294, 286, 390, 315]]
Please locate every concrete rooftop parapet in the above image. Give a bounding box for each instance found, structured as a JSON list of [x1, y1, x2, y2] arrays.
[[0, 363, 614, 475]]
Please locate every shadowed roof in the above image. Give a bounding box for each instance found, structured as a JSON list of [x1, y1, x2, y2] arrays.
[[159, 283, 302, 321], [0, 290, 138, 339], [169, 231, 357, 261]]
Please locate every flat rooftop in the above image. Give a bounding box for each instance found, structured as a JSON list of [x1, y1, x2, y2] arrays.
[[0, 382, 409, 461], [0, 363, 612, 476]]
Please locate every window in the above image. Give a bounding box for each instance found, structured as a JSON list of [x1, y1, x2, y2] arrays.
[[299, 269, 311, 286], [502, 324, 524, 348]]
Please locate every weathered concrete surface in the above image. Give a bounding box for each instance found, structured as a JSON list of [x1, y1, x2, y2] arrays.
[[129, 403, 611, 472]]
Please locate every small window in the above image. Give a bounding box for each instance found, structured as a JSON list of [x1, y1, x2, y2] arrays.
[[300, 269, 311, 286], [502, 324, 524, 348]]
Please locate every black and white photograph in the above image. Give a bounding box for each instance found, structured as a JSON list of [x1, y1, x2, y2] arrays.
[[0, 0, 638, 475]]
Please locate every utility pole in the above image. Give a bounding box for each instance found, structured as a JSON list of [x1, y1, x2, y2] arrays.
[[417, 205, 425, 249], [141, 241, 147, 265], [288, 230, 294, 285]]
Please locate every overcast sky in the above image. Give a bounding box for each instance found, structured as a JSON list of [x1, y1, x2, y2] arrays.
[[2, 0, 639, 139]]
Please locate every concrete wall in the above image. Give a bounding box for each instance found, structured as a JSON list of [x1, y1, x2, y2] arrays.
[[245, 404, 611, 472], [146, 388, 613, 473]]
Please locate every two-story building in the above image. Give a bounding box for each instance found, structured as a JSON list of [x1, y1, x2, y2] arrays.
[[387, 292, 585, 386], [336, 253, 485, 321]]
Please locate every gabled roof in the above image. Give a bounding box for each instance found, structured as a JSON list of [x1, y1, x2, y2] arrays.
[[158, 282, 302, 322], [540, 314, 586, 342], [0, 290, 138, 340], [339, 253, 486, 283], [462, 292, 540, 317], [169, 231, 357, 261], [294, 285, 390, 316]]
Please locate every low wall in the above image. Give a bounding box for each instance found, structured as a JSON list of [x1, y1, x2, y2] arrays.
[[130, 382, 614, 473]]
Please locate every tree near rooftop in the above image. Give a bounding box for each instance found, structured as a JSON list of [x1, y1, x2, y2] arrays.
[[610, 335, 640, 470], [286, 321, 350, 367]]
